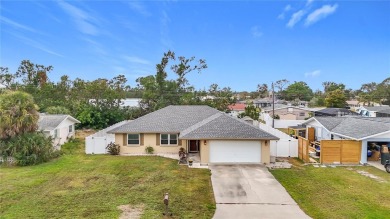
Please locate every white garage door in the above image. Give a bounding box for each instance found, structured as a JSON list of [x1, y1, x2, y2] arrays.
[[209, 140, 261, 163]]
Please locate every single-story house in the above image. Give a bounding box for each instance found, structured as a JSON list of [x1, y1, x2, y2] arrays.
[[357, 105, 390, 117], [314, 108, 359, 117], [261, 104, 313, 120], [227, 103, 246, 117], [302, 117, 390, 164], [109, 105, 279, 164], [38, 114, 80, 149]]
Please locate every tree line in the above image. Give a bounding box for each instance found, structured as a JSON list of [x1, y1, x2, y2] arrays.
[[238, 78, 389, 108], [0, 51, 236, 130]]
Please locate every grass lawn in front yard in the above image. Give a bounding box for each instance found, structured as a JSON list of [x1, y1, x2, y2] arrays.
[[0, 133, 215, 219], [270, 159, 390, 219]]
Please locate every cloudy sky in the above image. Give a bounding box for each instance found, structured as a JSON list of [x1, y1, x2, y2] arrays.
[[1, 0, 389, 91]]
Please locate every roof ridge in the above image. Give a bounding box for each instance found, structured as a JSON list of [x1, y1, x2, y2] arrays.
[[179, 112, 222, 137]]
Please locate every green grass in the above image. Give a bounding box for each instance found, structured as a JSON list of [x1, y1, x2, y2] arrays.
[[270, 159, 390, 219], [0, 135, 215, 219]]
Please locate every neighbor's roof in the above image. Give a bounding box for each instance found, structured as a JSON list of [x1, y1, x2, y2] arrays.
[[304, 117, 390, 140], [109, 105, 220, 133], [228, 103, 246, 111], [38, 114, 80, 131], [315, 108, 358, 116], [110, 105, 278, 140], [262, 104, 316, 112], [364, 105, 390, 112]]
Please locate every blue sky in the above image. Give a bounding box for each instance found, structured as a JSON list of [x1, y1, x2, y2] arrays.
[[1, 0, 389, 91]]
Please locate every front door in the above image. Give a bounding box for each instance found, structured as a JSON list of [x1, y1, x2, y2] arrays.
[[189, 140, 199, 152]]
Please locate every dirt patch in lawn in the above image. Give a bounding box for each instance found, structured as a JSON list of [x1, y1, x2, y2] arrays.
[[347, 168, 386, 183], [118, 204, 144, 219]]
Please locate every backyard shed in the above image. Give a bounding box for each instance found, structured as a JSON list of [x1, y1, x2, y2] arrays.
[[85, 121, 130, 154]]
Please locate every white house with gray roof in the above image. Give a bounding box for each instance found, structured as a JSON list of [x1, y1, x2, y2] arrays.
[[303, 117, 390, 164], [38, 114, 80, 149], [357, 105, 390, 117], [109, 105, 279, 164]]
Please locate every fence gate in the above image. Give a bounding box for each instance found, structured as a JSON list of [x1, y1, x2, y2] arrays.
[[320, 140, 361, 164], [298, 136, 310, 162]]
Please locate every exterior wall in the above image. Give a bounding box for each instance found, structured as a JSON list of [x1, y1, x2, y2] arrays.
[[200, 140, 209, 164], [50, 119, 76, 147], [267, 108, 310, 120], [261, 140, 270, 164], [117, 133, 184, 154], [262, 113, 305, 129], [305, 120, 331, 141], [280, 113, 297, 120]]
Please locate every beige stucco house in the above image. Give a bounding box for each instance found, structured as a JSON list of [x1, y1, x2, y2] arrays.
[[109, 105, 279, 165]]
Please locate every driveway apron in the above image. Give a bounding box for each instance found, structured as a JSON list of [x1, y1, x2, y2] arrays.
[[210, 165, 311, 219]]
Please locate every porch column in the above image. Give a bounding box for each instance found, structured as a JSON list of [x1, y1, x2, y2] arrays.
[[360, 140, 368, 164]]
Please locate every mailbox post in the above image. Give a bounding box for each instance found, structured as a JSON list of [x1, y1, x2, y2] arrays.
[[163, 193, 172, 216]]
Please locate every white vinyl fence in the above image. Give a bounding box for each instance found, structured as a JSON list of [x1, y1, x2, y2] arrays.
[[259, 122, 298, 157], [85, 120, 130, 154]]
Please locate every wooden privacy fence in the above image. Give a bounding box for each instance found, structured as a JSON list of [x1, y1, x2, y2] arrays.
[[298, 137, 310, 162], [320, 140, 361, 164]]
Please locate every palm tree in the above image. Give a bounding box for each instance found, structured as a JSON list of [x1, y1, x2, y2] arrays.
[[0, 91, 39, 139]]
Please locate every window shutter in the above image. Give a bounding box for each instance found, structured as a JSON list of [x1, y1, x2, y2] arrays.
[[140, 134, 144, 146], [178, 139, 182, 146], [156, 134, 160, 145], [123, 134, 127, 146]]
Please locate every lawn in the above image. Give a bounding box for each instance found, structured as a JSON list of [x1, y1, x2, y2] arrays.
[[270, 159, 390, 219], [0, 133, 215, 219]]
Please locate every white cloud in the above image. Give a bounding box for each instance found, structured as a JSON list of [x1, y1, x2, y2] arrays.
[[0, 16, 38, 33], [10, 32, 63, 57], [123, 56, 151, 65], [306, 0, 314, 6], [160, 10, 172, 49], [127, 1, 151, 17], [305, 70, 321, 77], [57, 1, 100, 35], [251, 26, 263, 38], [277, 4, 292, 20], [286, 10, 305, 28], [305, 4, 338, 26]]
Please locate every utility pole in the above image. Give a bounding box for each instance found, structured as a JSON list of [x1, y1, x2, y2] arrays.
[[272, 82, 275, 128]]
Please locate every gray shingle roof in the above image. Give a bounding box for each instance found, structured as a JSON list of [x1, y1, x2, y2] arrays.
[[312, 117, 390, 140], [315, 108, 358, 116], [180, 113, 278, 140], [314, 117, 347, 131], [38, 114, 80, 131], [109, 105, 220, 133], [364, 105, 390, 112], [110, 105, 279, 140]]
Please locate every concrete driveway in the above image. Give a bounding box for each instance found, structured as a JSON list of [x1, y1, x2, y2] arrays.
[[210, 165, 311, 219]]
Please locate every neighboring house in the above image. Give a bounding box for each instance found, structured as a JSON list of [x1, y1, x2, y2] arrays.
[[227, 103, 246, 117], [314, 108, 359, 117], [303, 117, 390, 164], [376, 109, 390, 117], [346, 100, 362, 111], [357, 105, 390, 117], [253, 98, 272, 108], [88, 98, 141, 108], [38, 114, 80, 149], [261, 104, 313, 120], [108, 105, 279, 165]]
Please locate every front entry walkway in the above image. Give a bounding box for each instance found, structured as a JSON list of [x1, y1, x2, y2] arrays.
[[210, 165, 311, 219]]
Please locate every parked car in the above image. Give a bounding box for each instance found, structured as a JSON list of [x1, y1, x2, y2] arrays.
[[385, 159, 390, 173]]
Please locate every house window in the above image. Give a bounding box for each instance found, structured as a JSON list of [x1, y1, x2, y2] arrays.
[[69, 125, 73, 133], [161, 134, 178, 145], [299, 112, 305, 116], [127, 134, 140, 145], [54, 129, 58, 138]]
